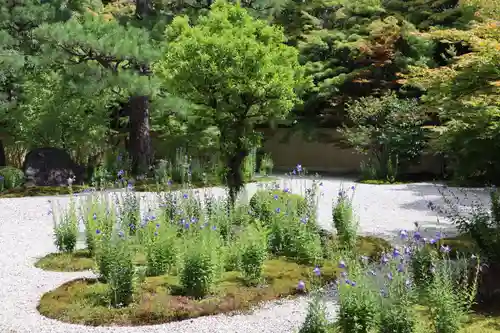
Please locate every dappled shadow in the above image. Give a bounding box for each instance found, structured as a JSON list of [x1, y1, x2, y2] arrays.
[[391, 183, 491, 221]]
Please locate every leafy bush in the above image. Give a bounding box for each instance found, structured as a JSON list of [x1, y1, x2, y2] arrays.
[[299, 292, 330, 333], [239, 223, 268, 284], [332, 186, 358, 251], [52, 200, 78, 253], [105, 234, 135, 308], [0, 166, 24, 190], [250, 189, 307, 225], [340, 92, 426, 181], [144, 222, 178, 276], [180, 229, 221, 298]]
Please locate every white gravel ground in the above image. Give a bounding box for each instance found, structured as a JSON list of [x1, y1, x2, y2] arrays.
[[0, 176, 491, 333]]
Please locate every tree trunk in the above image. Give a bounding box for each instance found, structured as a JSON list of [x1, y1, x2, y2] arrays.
[[135, 0, 153, 18], [128, 95, 153, 176], [0, 140, 6, 167]]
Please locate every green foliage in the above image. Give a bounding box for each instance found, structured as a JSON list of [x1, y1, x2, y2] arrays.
[[383, 0, 478, 30], [405, 20, 500, 184], [340, 93, 427, 180], [299, 292, 330, 333], [239, 223, 268, 284], [144, 222, 178, 276], [105, 235, 135, 308], [332, 187, 358, 251], [0, 166, 24, 189], [155, 1, 305, 203], [53, 202, 79, 253], [249, 189, 308, 225], [180, 229, 222, 298]]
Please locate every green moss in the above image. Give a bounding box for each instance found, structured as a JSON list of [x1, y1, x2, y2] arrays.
[[0, 177, 277, 198], [0, 185, 89, 198], [35, 250, 95, 272], [36, 234, 391, 326], [38, 257, 339, 326], [357, 179, 405, 185]]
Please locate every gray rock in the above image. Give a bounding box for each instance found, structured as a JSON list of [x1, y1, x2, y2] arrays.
[[23, 147, 86, 186]]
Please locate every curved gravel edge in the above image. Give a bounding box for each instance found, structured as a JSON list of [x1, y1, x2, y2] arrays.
[[0, 178, 489, 333]]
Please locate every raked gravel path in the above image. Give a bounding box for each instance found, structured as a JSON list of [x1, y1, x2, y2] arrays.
[[0, 176, 491, 333]]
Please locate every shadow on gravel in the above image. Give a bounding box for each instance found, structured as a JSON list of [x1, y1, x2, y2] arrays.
[[390, 184, 491, 219]]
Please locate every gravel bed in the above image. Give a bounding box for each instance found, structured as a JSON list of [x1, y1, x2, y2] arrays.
[[0, 177, 490, 333]]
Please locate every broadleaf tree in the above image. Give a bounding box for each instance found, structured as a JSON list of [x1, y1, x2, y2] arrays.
[[155, 0, 306, 204]]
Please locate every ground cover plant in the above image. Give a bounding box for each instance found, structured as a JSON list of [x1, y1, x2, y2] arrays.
[[36, 170, 391, 326]]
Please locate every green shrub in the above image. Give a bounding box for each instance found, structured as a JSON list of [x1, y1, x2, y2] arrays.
[[332, 188, 358, 252], [299, 292, 330, 333], [239, 223, 268, 284], [250, 189, 307, 225], [145, 222, 178, 276], [0, 166, 24, 190], [105, 234, 135, 308], [52, 200, 78, 253], [180, 229, 221, 298]]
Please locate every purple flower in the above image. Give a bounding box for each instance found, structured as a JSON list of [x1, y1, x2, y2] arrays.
[[387, 272, 393, 281], [127, 183, 134, 190], [393, 248, 400, 258], [413, 231, 421, 241], [341, 271, 348, 278], [404, 246, 411, 255], [167, 180, 172, 186], [96, 229, 101, 235], [381, 256, 389, 264], [380, 288, 388, 297], [92, 213, 97, 220], [440, 245, 451, 253], [300, 217, 308, 224], [211, 225, 217, 231], [339, 260, 346, 269], [400, 230, 408, 239], [118, 231, 124, 238], [118, 170, 124, 177], [296, 164, 302, 172], [274, 195, 279, 200], [283, 188, 290, 193], [313, 266, 321, 276], [156, 223, 160, 228], [154, 231, 158, 236], [397, 263, 404, 272], [191, 217, 198, 223], [275, 207, 281, 213], [183, 193, 188, 199], [297, 280, 306, 291], [184, 223, 190, 229], [430, 238, 437, 245], [351, 281, 356, 287]]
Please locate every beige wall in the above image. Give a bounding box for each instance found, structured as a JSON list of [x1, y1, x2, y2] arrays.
[[261, 128, 443, 175]]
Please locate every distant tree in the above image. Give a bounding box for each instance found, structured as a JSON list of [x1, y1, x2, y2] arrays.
[[155, 1, 305, 204], [405, 19, 500, 184]]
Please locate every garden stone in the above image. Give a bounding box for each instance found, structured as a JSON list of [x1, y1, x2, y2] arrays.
[[23, 147, 86, 186]]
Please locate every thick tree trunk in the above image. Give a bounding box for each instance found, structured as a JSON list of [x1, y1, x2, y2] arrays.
[[128, 95, 153, 176], [0, 140, 6, 167], [135, 0, 153, 18]]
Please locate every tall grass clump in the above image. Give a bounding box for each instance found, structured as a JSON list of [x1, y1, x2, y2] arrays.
[[144, 220, 178, 276], [426, 254, 480, 333], [121, 189, 140, 235], [299, 292, 330, 333], [52, 200, 78, 253], [81, 194, 115, 256], [239, 223, 268, 285], [101, 231, 135, 307], [336, 259, 379, 333], [332, 186, 358, 251], [180, 227, 222, 298]]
